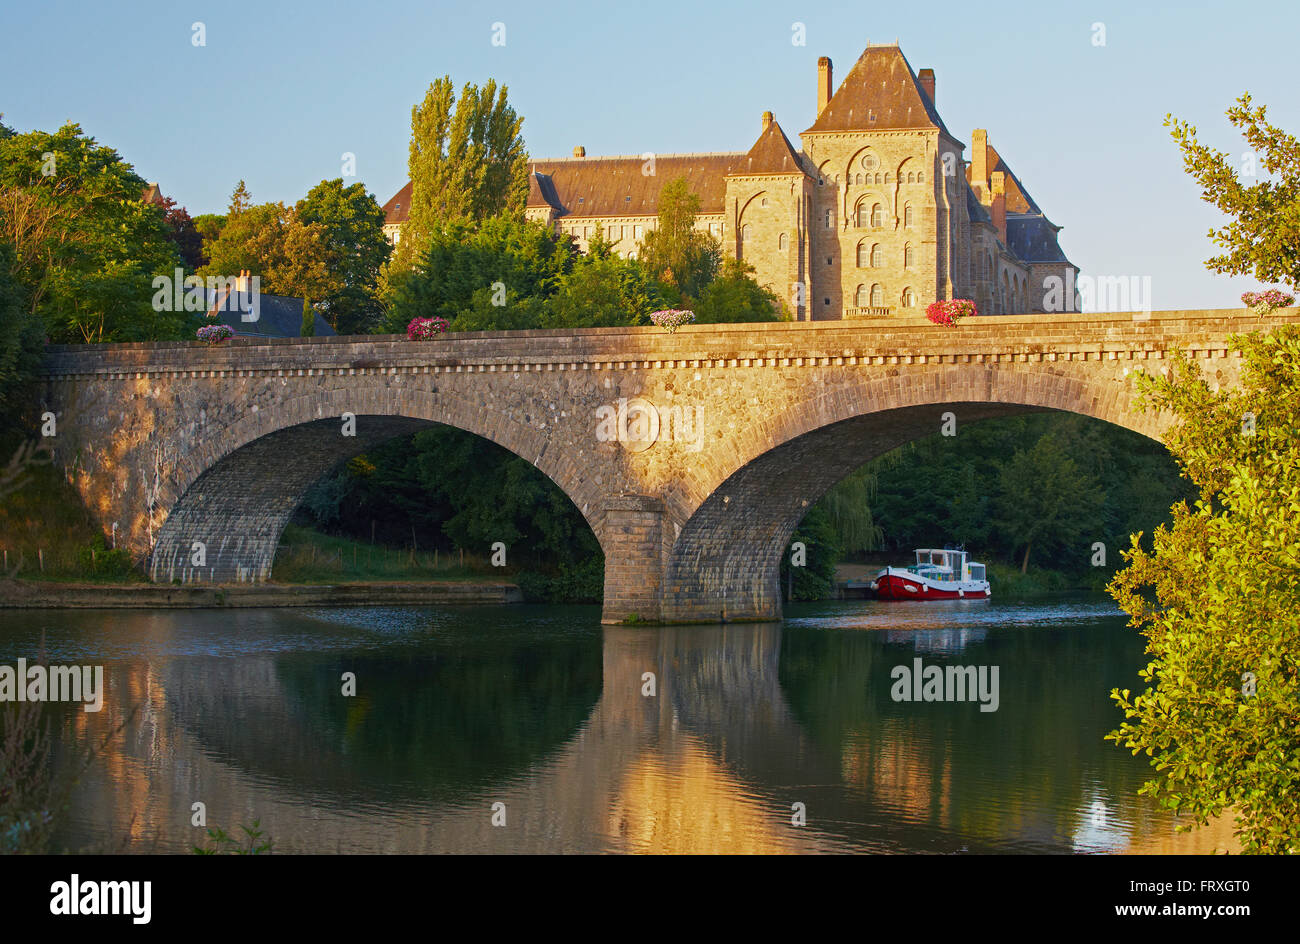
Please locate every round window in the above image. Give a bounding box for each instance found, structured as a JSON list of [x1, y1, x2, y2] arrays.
[[861, 153, 878, 171]]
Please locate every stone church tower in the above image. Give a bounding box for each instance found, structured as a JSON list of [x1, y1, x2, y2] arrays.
[[382, 42, 1078, 319]]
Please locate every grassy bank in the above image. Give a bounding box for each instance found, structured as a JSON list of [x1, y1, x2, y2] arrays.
[[272, 524, 494, 583], [985, 561, 1112, 596], [0, 463, 141, 582], [273, 525, 603, 603]]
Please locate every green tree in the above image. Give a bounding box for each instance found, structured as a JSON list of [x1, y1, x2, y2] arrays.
[[817, 465, 885, 558], [637, 177, 721, 303], [399, 77, 530, 267], [0, 240, 44, 445], [384, 215, 575, 332], [0, 122, 185, 343], [543, 253, 665, 329], [994, 433, 1105, 573], [695, 257, 783, 324], [199, 185, 341, 310], [780, 505, 842, 601], [1166, 94, 1300, 290], [1107, 327, 1300, 853], [296, 179, 391, 334]]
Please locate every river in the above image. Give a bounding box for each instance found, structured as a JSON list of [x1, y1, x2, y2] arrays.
[[0, 596, 1236, 854]]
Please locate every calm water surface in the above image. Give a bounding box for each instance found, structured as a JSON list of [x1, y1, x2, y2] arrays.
[[0, 597, 1232, 853]]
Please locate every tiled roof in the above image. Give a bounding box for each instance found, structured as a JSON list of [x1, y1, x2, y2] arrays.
[[384, 152, 743, 225], [1006, 214, 1070, 264], [984, 144, 1040, 214], [381, 180, 413, 225], [526, 153, 742, 218], [728, 120, 811, 177], [803, 44, 951, 137]]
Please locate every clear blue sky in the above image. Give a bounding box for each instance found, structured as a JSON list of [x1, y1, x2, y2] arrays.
[[2, 0, 1296, 309]]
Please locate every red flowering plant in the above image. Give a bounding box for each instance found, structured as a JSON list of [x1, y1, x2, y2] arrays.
[[925, 299, 978, 326], [406, 316, 449, 339]]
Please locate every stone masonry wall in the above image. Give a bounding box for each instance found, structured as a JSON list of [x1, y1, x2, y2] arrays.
[[39, 309, 1298, 623]]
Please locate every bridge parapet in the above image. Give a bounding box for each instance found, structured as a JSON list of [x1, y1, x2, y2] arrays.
[[34, 308, 1300, 623]]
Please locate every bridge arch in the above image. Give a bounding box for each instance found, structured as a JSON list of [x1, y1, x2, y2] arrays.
[[659, 363, 1165, 622], [148, 384, 601, 583]]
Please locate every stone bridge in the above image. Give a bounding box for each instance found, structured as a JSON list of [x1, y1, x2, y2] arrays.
[[38, 309, 1299, 623]]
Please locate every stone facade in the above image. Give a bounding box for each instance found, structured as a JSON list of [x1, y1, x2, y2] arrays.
[[40, 309, 1296, 624], [382, 43, 1079, 321]]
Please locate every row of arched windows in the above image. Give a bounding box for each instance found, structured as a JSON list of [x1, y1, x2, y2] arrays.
[[852, 203, 914, 228], [855, 242, 916, 269], [849, 171, 925, 186], [853, 285, 917, 308]]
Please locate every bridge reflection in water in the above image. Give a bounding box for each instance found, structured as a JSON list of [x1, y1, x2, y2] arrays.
[[23, 604, 1233, 854]]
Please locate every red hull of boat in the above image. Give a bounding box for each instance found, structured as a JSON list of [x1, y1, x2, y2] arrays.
[[873, 573, 990, 601]]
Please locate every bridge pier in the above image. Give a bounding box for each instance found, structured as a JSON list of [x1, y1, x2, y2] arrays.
[[599, 496, 665, 624]]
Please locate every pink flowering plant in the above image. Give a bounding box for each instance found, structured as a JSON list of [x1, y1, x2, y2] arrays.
[[196, 324, 234, 344], [925, 299, 978, 327], [649, 309, 695, 333], [407, 316, 449, 340], [1241, 289, 1295, 314]]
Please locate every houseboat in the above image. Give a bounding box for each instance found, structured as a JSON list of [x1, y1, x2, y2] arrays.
[[870, 547, 991, 601]]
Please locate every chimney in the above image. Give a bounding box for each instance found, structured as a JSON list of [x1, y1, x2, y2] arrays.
[[990, 171, 1007, 245], [971, 129, 989, 202], [817, 57, 833, 117], [573, 146, 585, 158], [918, 68, 935, 106], [761, 110, 773, 133]]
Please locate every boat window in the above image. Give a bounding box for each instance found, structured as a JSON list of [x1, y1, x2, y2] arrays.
[[969, 564, 985, 581], [932, 552, 945, 566]]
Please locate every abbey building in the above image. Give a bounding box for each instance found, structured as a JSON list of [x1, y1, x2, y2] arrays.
[[381, 43, 1079, 320]]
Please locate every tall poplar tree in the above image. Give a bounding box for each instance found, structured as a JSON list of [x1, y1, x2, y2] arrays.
[[398, 77, 530, 267]]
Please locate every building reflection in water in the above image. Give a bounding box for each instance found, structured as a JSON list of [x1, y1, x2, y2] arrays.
[[16, 605, 1232, 854]]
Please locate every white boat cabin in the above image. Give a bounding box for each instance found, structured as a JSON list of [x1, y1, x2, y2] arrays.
[[908, 548, 986, 583]]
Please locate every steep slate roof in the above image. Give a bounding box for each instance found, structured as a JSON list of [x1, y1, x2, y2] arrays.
[[728, 120, 811, 177], [525, 153, 742, 218], [193, 287, 336, 338], [1006, 214, 1070, 264], [965, 183, 992, 224], [803, 44, 952, 137]]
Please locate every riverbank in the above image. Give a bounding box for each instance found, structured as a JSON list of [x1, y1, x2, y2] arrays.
[[0, 578, 522, 609]]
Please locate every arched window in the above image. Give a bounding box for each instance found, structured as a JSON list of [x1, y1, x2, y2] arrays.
[[778, 232, 788, 251], [917, 171, 925, 182], [856, 203, 870, 228], [884, 173, 891, 184], [902, 287, 916, 307], [856, 241, 869, 267], [824, 209, 834, 229], [904, 245, 915, 268], [855, 173, 862, 185], [904, 205, 914, 227], [871, 203, 882, 227], [760, 196, 768, 208], [870, 244, 883, 268], [907, 172, 915, 184], [870, 284, 883, 307], [875, 173, 882, 185], [741, 223, 752, 243], [856, 284, 869, 307]]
